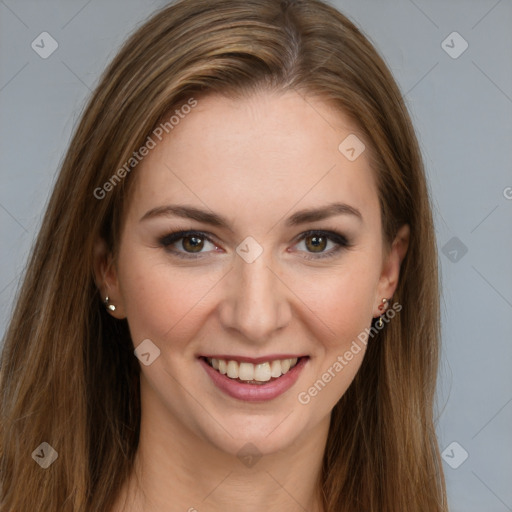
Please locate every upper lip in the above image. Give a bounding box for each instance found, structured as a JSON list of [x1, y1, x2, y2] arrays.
[[199, 354, 307, 364]]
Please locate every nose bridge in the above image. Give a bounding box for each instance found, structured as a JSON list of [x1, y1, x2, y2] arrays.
[[221, 250, 289, 342]]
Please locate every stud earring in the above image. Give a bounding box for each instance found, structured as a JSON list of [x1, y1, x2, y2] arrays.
[[103, 296, 116, 312], [377, 298, 389, 328]]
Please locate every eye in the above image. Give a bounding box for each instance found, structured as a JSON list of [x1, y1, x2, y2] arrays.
[[158, 229, 351, 260], [293, 230, 351, 260], [158, 230, 219, 258]]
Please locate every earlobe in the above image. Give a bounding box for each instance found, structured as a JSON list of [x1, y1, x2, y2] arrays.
[[373, 224, 410, 315], [93, 238, 126, 318]]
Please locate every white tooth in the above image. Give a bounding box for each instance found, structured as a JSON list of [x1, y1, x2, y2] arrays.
[[270, 360, 282, 378], [214, 357, 298, 381], [238, 362, 255, 381], [218, 359, 227, 375], [280, 359, 291, 374], [227, 360, 239, 379], [254, 362, 271, 381]]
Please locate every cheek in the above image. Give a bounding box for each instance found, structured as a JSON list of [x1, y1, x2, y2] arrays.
[[291, 258, 380, 347], [117, 246, 221, 345], [293, 264, 378, 412]]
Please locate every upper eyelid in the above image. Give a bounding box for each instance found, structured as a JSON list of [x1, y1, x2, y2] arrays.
[[159, 230, 219, 246]]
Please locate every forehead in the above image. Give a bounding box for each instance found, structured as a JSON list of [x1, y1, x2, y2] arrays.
[[129, 90, 380, 228]]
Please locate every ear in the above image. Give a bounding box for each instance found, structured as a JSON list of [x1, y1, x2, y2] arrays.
[[373, 224, 410, 316], [93, 237, 126, 319]]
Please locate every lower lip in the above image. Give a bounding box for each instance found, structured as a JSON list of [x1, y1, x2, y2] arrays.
[[199, 357, 308, 402]]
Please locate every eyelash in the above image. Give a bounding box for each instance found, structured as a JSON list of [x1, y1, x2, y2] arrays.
[[158, 229, 352, 260]]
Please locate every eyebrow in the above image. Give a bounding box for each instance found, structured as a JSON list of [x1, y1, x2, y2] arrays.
[[139, 202, 363, 227]]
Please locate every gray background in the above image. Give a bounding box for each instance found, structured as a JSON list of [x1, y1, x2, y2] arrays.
[[1, 0, 511, 510]]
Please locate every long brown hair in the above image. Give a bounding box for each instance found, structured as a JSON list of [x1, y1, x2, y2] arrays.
[[0, 1, 447, 510]]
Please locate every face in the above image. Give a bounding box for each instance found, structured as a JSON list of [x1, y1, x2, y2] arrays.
[[96, 90, 408, 457]]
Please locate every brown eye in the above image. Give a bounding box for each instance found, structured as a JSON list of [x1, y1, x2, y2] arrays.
[[182, 235, 204, 252], [304, 234, 327, 253], [293, 230, 351, 260], [159, 231, 218, 258]]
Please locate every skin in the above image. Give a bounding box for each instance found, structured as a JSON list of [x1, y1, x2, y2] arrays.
[[94, 90, 409, 512]]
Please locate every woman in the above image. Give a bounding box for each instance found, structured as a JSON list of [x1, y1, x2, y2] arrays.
[[0, 0, 448, 510]]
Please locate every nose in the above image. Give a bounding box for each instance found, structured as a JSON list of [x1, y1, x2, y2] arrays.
[[218, 251, 291, 343]]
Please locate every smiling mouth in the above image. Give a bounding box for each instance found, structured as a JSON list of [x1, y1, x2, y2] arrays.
[[201, 356, 303, 385]]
